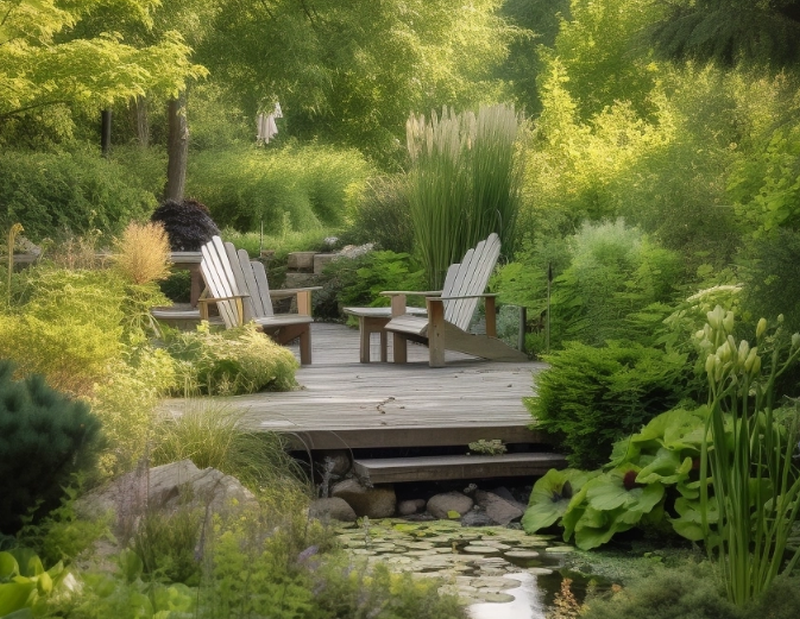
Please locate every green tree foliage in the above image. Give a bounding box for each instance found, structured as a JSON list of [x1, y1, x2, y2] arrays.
[[199, 0, 514, 167], [649, 0, 800, 70], [0, 0, 205, 139], [550, 0, 663, 120], [494, 0, 570, 115], [0, 361, 101, 534]]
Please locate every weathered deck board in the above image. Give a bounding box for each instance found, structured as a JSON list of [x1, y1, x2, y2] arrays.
[[160, 322, 551, 451], [353, 452, 567, 484]]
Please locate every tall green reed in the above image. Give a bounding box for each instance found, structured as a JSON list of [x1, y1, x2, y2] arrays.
[[406, 104, 522, 288], [698, 306, 800, 606]]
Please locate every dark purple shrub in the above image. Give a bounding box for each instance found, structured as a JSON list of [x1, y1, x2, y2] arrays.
[[150, 199, 221, 251]]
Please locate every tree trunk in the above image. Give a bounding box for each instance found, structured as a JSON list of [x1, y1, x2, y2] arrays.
[[133, 96, 150, 148], [164, 93, 188, 202]]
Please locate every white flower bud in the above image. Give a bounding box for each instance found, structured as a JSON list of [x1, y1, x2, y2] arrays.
[[705, 354, 717, 376], [744, 347, 758, 372], [723, 311, 735, 333], [756, 318, 767, 339], [737, 340, 750, 365]]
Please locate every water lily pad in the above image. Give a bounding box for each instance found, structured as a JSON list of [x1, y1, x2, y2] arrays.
[[477, 591, 516, 603], [462, 545, 501, 555], [504, 549, 540, 559]]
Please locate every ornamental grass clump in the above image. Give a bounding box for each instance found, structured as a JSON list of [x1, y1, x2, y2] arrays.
[[112, 221, 171, 286], [406, 104, 522, 288], [697, 306, 800, 606]]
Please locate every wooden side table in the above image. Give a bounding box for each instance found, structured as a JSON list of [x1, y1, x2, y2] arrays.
[[343, 306, 427, 363]]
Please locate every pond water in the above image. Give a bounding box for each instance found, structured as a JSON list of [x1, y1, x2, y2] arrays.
[[336, 518, 579, 619]]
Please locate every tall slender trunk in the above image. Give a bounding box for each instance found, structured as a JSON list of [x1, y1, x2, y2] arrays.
[[133, 96, 150, 148], [164, 93, 188, 202]]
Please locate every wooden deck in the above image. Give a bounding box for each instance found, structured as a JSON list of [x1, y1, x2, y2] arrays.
[[160, 322, 565, 482]]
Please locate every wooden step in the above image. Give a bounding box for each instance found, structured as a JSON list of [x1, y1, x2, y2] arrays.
[[352, 452, 567, 484]]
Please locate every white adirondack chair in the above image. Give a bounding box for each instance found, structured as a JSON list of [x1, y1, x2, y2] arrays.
[[199, 236, 316, 365], [382, 233, 527, 367]]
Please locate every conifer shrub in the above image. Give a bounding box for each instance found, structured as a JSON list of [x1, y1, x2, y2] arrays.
[[527, 341, 691, 468], [0, 361, 102, 534]]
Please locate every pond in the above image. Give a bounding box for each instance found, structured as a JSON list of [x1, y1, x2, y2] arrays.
[[336, 518, 594, 619]]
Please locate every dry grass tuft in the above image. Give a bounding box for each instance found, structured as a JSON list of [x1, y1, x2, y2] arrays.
[[114, 221, 171, 285]]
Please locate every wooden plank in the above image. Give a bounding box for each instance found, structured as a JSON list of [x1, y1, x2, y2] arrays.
[[158, 323, 556, 469], [353, 452, 567, 484]]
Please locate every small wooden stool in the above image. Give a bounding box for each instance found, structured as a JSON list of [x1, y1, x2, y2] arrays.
[[342, 307, 392, 362]]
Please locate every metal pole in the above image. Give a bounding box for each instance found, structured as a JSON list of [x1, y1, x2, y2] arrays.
[[546, 262, 552, 354]]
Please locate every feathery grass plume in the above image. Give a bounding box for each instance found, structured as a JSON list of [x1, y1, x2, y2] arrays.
[[113, 221, 171, 285], [406, 103, 522, 288]]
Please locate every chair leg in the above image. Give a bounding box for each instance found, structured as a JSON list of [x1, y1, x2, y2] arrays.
[[299, 327, 312, 365]]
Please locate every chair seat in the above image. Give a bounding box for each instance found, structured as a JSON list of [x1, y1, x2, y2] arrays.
[[253, 315, 313, 328]]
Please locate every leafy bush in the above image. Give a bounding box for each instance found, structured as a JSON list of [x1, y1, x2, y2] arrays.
[[496, 221, 684, 353], [162, 323, 298, 396], [0, 361, 102, 534], [312, 250, 426, 320], [580, 562, 738, 619], [0, 147, 157, 241], [528, 341, 692, 469], [737, 229, 800, 336], [523, 406, 708, 549], [340, 175, 415, 253], [188, 143, 373, 233]]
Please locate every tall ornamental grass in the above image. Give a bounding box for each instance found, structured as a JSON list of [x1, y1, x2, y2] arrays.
[[406, 104, 522, 288], [698, 306, 800, 606]]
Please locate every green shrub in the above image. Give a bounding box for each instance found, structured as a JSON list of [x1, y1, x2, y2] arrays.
[[528, 341, 691, 469], [580, 562, 739, 619], [313, 250, 426, 320], [188, 143, 373, 233], [0, 265, 168, 398], [0, 147, 157, 242], [341, 175, 415, 253], [0, 361, 102, 534], [162, 323, 298, 396]]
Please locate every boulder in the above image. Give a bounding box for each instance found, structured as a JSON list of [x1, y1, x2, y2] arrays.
[[78, 459, 257, 540], [426, 491, 474, 519], [331, 478, 396, 518], [397, 498, 427, 516], [309, 497, 358, 523], [474, 490, 524, 525]]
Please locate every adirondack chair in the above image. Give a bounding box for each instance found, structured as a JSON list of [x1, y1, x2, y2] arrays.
[[381, 233, 527, 367], [198, 236, 316, 365]]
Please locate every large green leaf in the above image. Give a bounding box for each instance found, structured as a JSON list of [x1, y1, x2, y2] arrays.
[[585, 470, 665, 514], [522, 468, 597, 533], [0, 582, 35, 616], [636, 448, 693, 485], [0, 553, 19, 582]]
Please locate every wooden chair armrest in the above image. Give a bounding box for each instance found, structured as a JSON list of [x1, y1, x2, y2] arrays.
[[380, 290, 442, 297], [270, 286, 322, 299], [270, 287, 320, 316], [437, 292, 497, 301]]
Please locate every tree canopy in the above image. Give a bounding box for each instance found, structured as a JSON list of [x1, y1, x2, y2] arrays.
[[198, 0, 515, 166], [0, 0, 205, 122]]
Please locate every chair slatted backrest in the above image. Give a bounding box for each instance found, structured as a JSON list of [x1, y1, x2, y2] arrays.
[[235, 247, 275, 319], [200, 236, 244, 328], [441, 233, 501, 332]]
